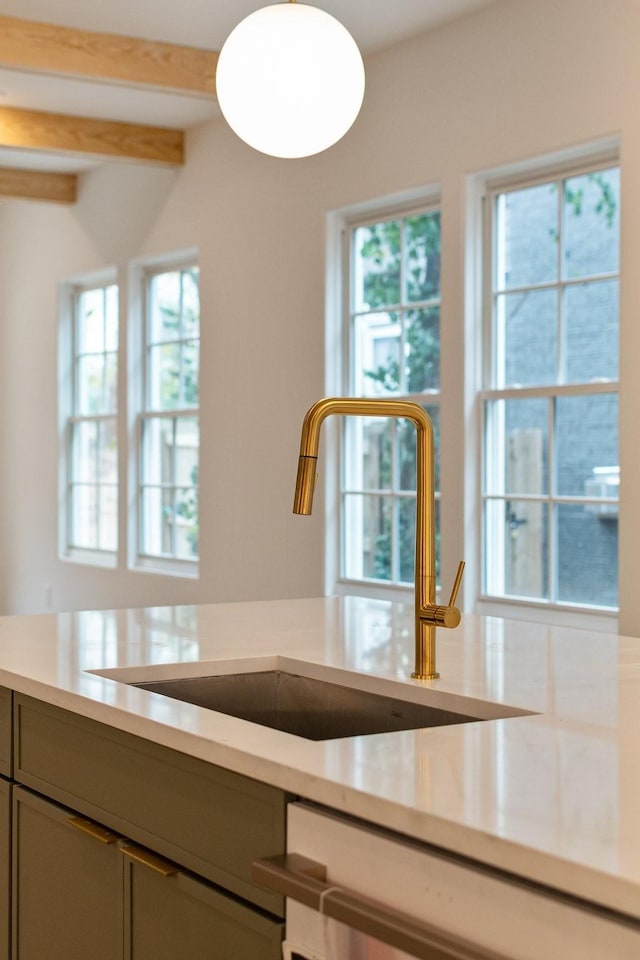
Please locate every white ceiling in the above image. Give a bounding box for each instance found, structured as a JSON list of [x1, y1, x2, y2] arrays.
[[0, 0, 497, 174]]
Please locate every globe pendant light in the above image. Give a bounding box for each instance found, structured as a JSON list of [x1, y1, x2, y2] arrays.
[[215, 1, 365, 159]]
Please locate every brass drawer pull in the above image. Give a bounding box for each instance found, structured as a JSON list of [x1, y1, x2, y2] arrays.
[[121, 843, 179, 877], [252, 854, 510, 960], [67, 816, 119, 845]]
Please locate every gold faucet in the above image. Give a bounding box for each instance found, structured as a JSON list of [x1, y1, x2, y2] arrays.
[[293, 397, 465, 679]]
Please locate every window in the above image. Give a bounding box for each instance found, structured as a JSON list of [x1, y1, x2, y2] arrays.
[[341, 204, 441, 588], [64, 280, 119, 563], [138, 264, 200, 568], [481, 161, 620, 610]]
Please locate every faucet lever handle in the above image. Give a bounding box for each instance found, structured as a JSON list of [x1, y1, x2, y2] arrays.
[[447, 560, 466, 608], [420, 561, 466, 630]]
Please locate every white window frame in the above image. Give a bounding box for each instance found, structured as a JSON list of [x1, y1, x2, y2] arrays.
[[59, 272, 119, 568], [478, 152, 620, 621], [326, 189, 442, 601], [133, 255, 200, 578]]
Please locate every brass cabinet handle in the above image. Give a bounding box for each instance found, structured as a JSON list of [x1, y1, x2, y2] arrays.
[[252, 854, 510, 960], [121, 843, 179, 877], [67, 816, 119, 845]]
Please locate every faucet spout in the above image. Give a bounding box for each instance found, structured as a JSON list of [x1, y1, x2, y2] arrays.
[[293, 397, 464, 680]]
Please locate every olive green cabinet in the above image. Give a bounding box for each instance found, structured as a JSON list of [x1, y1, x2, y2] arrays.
[[0, 687, 12, 960], [12, 787, 282, 960], [0, 776, 10, 960], [0, 689, 12, 781], [8, 693, 287, 960]]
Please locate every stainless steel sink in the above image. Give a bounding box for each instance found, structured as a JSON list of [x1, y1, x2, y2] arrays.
[[133, 670, 483, 740]]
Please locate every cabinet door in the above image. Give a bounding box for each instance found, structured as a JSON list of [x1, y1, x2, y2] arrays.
[[0, 777, 10, 960], [0, 689, 12, 778], [123, 844, 283, 960], [12, 787, 123, 960]]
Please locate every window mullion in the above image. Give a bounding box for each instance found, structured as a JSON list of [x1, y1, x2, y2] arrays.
[[171, 417, 177, 557], [557, 178, 565, 385], [548, 396, 556, 603], [390, 419, 398, 583]]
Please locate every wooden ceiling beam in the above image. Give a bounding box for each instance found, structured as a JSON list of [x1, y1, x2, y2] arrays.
[[0, 106, 183, 166], [0, 167, 77, 204], [0, 15, 217, 98]]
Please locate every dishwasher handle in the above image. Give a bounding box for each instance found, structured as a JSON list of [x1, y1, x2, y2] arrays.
[[252, 854, 510, 960]]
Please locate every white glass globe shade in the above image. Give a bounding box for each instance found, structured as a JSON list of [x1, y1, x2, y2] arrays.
[[216, 3, 365, 159]]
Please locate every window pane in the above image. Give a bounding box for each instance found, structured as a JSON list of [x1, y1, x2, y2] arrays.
[[175, 487, 198, 559], [496, 183, 558, 290], [398, 498, 415, 584], [353, 221, 401, 311], [77, 355, 105, 415], [496, 288, 557, 387], [143, 417, 174, 485], [99, 485, 118, 552], [175, 418, 199, 486], [141, 486, 173, 556], [105, 285, 119, 351], [405, 307, 440, 392], [361, 419, 392, 490], [343, 494, 392, 581], [397, 418, 416, 492], [398, 498, 440, 585], [72, 422, 97, 483], [564, 280, 618, 383], [353, 312, 401, 395], [425, 405, 440, 493], [555, 394, 618, 496], [563, 168, 620, 279], [71, 485, 98, 549], [149, 271, 181, 342], [98, 419, 118, 484], [105, 352, 118, 413], [182, 340, 200, 407], [182, 268, 200, 338], [149, 343, 180, 410], [397, 406, 440, 493], [556, 504, 618, 607], [485, 498, 548, 599], [77, 289, 104, 354], [405, 212, 440, 302], [485, 398, 548, 496]]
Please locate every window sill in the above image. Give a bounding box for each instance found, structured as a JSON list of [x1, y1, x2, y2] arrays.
[[131, 554, 199, 580], [61, 548, 117, 570], [475, 595, 618, 633], [334, 578, 420, 603]]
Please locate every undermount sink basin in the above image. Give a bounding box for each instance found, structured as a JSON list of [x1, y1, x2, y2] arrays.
[[132, 669, 496, 741]]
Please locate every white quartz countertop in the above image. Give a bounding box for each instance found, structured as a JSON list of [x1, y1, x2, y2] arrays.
[[0, 596, 638, 921]]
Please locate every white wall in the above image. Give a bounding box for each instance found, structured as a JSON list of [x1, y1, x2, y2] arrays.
[[1, 0, 639, 632]]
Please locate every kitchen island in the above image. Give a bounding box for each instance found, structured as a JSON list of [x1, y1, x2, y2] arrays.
[[0, 596, 639, 957]]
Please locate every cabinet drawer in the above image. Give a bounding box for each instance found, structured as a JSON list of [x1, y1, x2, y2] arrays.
[[0, 689, 11, 778], [14, 694, 288, 915]]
